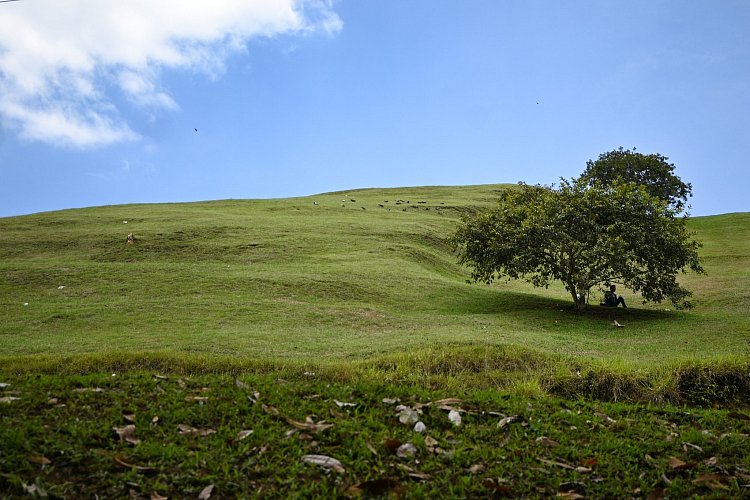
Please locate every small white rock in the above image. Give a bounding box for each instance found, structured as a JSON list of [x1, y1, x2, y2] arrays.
[[123, 221, 128, 224], [397, 443, 417, 458], [448, 409, 462, 426], [414, 421, 426, 433], [23, 303, 29, 307], [397, 407, 419, 425], [58, 285, 65, 290]]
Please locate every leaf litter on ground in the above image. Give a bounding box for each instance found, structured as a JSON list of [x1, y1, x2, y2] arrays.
[[112, 424, 140, 445], [3, 372, 750, 498], [301, 454, 345, 473]]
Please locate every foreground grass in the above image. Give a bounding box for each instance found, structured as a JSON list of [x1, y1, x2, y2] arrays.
[[2, 344, 749, 408], [1, 185, 748, 496], [2, 372, 750, 498]]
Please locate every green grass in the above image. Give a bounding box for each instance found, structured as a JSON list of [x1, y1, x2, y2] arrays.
[[1, 185, 748, 369], [1, 185, 749, 496], [2, 372, 750, 498]]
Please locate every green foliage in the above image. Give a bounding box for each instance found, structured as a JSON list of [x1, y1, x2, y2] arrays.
[[581, 147, 692, 212], [452, 160, 703, 309]]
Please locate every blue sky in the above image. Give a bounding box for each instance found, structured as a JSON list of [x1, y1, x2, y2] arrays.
[[1, 1, 748, 217]]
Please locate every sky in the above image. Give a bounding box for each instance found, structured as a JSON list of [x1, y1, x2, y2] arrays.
[[1, 0, 749, 217]]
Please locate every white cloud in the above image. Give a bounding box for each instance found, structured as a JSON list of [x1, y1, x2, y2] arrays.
[[0, 0, 341, 148]]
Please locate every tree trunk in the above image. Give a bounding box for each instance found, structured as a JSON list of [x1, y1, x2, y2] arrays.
[[569, 286, 587, 310]]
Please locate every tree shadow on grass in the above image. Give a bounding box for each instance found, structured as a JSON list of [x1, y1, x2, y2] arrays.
[[438, 286, 680, 324]]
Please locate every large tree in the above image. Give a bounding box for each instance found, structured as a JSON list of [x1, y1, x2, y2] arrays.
[[451, 176, 703, 310], [581, 147, 692, 212]]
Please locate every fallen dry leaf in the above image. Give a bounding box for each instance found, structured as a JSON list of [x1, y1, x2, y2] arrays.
[[595, 411, 617, 424], [150, 492, 168, 500], [177, 424, 216, 437], [286, 416, 334, 432], [264, 404, 334, 433], [0, 382, 10, 389], [468, 463, 485, 474], [539, 458, 574, 470], [536, 436, 559, 447], [113, 424, 141, 445], [384, 438, 402, 453], [26, 453, 52, 465], [236, 430, 254, 441], [262, 404, 280, 416], [728, 411, 750, 421], [198, 484, 215, 499], [556, 492, 584, 499], [113, 454, 154, 472], [682, 442, 704, 453], [72, 387, 104, 393], [407, 470, 431, 481], [424, 436, 438, 448], [668, 456, 685, 469], [382, 397, 400, 404], [123, 412, 136, 424], [330, 407, 346, 419], [692, 473, 730, 491], [301, 454, 345, 473], [497, 415, 526, 428], [668, 456, 693, 470], [365, 439, 378, 455], [0, 396, 20, 403], [431, 398, 464, 406], [185, 395, 209, 402], [705, 456, 718, 467], [334, 399, 357, 408]]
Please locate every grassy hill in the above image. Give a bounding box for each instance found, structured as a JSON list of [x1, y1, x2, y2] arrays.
[[1, 184, 748, 381], [2, 185, 750, 497], [0, 185, 750, 364]]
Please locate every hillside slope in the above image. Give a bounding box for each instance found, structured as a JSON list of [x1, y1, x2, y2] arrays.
[[1, 185, 748, 366]]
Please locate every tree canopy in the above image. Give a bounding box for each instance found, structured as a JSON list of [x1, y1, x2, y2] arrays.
[[581, 147, 692, 212], [452, 151, 703, 310]]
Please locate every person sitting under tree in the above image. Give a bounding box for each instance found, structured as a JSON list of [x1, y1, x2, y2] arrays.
[[601, 284, 627, 308]]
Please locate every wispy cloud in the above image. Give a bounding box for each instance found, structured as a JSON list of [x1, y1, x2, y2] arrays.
[[0, 0, 341, 148]]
